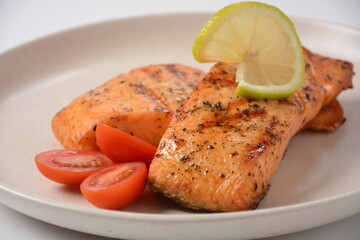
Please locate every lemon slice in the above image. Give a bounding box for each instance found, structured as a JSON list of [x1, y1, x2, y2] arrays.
[[192, 1, 304, 99]]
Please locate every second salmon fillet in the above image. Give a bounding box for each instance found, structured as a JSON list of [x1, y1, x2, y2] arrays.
[[52, 64, 205, 150]]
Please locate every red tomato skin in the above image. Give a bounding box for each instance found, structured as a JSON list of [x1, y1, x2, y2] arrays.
[[95, 124, 157, 168], [34, 150, 114, 185], [80, 162, 148, 209]]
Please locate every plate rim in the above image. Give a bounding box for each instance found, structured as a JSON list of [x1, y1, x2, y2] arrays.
[[1, 180, 360, 221]]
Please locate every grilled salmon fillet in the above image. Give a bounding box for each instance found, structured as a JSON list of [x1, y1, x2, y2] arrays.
[[52, 63, 343, 151], [52, 64, 205, 150], [148, 48, 354, 212]]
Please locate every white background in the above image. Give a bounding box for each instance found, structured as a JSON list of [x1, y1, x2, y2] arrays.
[[0, 0, 359, 239]]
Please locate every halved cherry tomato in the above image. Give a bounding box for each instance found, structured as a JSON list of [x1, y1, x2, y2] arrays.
[[95, 124, 157, 168], [34, 149, 114, 185], [80, 162, 147, 209]]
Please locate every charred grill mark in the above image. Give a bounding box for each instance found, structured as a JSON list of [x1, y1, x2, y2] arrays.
[[174, 104, 189, 122], [128, 82, 171, 113], [166, 64, 187, 80], [81, 86, 116, 108], [182, 100, 269, 136], [138, 68, 164, 82], [203, 69, 236, 87], [238, 106, 267, 119], [264, 127, 280, 146], [203, 101, 224, 111], [236, 116, 286, 162]]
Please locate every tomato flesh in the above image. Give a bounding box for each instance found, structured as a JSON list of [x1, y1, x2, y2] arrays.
[[80, 162, 147, 209], [35, 150, 114, 185], [95, 124, 157, 168]]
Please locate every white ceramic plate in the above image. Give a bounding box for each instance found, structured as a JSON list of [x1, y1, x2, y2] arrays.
[[0, 13, 359, 240]]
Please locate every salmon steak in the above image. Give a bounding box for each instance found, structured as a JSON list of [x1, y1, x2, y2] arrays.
[[53, 63, 344, 151], [52, 64, 205, 150], [148, 48, 354, 212]]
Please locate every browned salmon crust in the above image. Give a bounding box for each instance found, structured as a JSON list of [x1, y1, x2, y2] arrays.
[[52, 64, 205, 150], [148, 48, 354, 212]]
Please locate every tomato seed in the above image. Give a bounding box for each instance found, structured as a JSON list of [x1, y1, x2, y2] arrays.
[[91, 168, 136, 187], [90, 160, 103, 167], [52, 157, 103, 168]]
